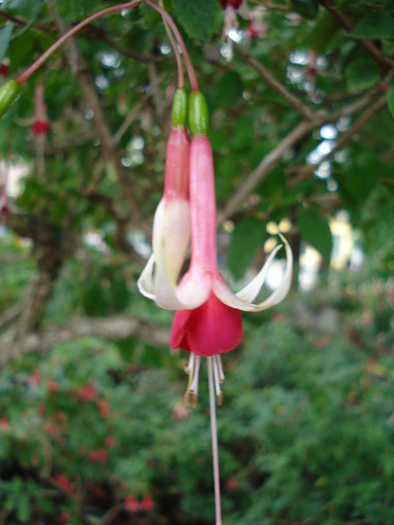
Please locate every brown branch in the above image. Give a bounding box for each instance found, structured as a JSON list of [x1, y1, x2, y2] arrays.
[[288, 94, 388, 183], [233, 42, 316, 121], [113, 73, 166, 145], [319, 0, 394, 71], [96, 504, 124, 525], [0, 314, 170, 368], [217, 119, 317, 224], [46, 0, 144, 229]]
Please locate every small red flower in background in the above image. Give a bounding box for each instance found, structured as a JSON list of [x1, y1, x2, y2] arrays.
[[54, 411, 67, 424], [104, 436, 116, 447], [59, 512, 70, 524], [53, 473, 74, 494], [90, 483, 106, 500], [124, 495, 141, 513], [219, 0, 242, 9], [141, 493, 156, 512], [0, 417, 9, 431], [32, 83, 49, 136], [47, 379, 60, 393], [87, 449, 108, 463], [37, 404, 46, 416], [0, 58, 10, 77], [28, 369, 41, 387], [77, 384, 97, 402], [171, 400, 191, 422], [225, 477, 239, 491], [97, 399, 111, 417]]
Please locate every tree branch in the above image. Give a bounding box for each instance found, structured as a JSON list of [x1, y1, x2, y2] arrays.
[[0, 314, 170, 368], [217, 119, 317, 224], [46, 0, 144, 229], [319, 0, 394, 71], [233, 42, 316, 121]]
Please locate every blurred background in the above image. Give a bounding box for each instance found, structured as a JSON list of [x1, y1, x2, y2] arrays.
[[0, 0, 394, 523]]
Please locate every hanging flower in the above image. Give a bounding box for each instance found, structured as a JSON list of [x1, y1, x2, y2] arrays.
[[0, 58, 10, 78], [138, 91, 292, 406], [219, 0, 249, 61], [32, 83, 49, 176]]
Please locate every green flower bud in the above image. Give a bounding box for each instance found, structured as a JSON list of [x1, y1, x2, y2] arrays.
[[171, 88, 188, 127], [188, 91, 209, 137], [0, 80, 20, 118]]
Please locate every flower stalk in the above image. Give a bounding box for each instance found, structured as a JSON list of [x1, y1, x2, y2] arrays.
[[143, 0, 199, 91], [208, 356, 222, 525], [16, 0, 141, 85]]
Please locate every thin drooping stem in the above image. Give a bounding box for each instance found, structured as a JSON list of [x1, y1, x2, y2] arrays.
[[207, 356, 222, 525], [143, 0, 199, 91], [17, 0, 141, 84], [158, 0, 184, 88]]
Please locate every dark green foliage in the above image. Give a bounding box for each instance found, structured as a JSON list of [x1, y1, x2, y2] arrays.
[[297, 209, 333, 261], [228, 217, 268, 279], [172, 0, 222, 43], [0, 277, 393, 524]]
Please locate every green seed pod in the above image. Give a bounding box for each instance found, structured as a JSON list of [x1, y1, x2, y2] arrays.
[[171, 88, 188, 127], [0, 80, 20, 118], [188, 91, 209, 137]]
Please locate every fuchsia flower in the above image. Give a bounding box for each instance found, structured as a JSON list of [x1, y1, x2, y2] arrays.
[[32, 83, 49, 135], [0, 58, 10, 78], [138, 91, 292, 405]]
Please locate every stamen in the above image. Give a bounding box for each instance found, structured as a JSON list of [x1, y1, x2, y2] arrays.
[[190, 355, 201, 397], [207, 356, 223, 525], [213, 356, 223, 406], [184, 352, 195, 374], [184, 353, 200, 408], [215, 355, 225, 383]]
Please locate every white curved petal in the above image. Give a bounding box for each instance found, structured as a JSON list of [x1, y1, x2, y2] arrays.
[[137, 254, 156, 300], [236, 244, 282, 303], [154, 263, 211, 310], [213, 235, 293, 312], [152, 198, 190, 287]]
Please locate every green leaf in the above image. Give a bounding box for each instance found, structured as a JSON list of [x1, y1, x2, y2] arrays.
[[291, 0, 319, 20], [351, 11, 394, 40], [255, 166, 287, 198], [303, 12, 340, 55], [0, 23, 14, 66], [3, 0, 42, 19], [335, 152, 381, 205], [172, 0, 222, 43], [297, 209, 332, 261], [345, 59, 380, 93], [16, 493, 30, 523], [228, 217, 268, 280], [213, 71, 243, 108], [387, 84, 394, 120]]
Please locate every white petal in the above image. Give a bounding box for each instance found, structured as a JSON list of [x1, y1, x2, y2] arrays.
[[213, 235, 293, 312], [152, 198, 190, 286], [137, 254, 156, 300], [154, 263, 211, 310], [236, 244, 282, 303]]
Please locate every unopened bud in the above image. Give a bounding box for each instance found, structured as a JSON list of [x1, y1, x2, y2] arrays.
[[188, 91, 209, 137], [0, 80, 20, 118], [171, 88, 188, 127]]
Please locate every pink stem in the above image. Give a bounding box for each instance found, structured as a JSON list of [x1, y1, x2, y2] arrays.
[[207, 356, 222, 525], [158, 0, 184, 88], [17, 0, 140, 84], [35, 83, 45, 120], [143, 0, 199, 91]]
